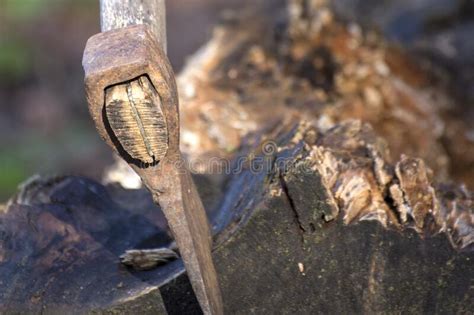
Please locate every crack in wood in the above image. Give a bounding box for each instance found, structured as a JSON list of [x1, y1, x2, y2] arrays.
[[279, 172, 307, 245], [105, 76, 168, 164]]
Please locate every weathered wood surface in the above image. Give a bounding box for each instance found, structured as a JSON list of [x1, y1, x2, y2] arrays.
[[1, 121, 472, 313], [0, 176, 172, 314], [100, 0, 167, 52], [105, 76, 169, 164], [1, 0, 473, 313]]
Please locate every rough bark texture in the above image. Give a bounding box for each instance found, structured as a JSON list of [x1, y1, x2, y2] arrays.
[[1, 0, 473, 313]]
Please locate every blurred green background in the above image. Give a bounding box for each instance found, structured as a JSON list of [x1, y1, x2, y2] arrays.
[[0, 0, 101, 200], [0, 0, 249, 201]]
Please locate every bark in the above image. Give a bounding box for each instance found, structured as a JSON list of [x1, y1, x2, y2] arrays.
[[1, 0, 473, 313]]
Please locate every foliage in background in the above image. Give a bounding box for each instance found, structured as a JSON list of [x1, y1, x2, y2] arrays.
[[0, 0, 101, 200]]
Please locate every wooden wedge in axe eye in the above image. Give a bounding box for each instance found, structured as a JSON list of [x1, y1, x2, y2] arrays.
[[82, 1, 224, 314]]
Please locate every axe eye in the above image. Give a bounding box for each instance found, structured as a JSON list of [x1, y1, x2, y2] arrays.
[[104, 75, 168, 165]]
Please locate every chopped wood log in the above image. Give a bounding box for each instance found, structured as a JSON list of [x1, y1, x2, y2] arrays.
[[1, 0, 473, 313]]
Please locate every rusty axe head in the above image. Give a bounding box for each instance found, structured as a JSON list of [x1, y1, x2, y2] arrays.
[[82, 24, 223, 315]]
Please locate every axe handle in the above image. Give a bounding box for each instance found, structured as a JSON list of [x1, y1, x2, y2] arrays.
[[100, 0, 167, 53]]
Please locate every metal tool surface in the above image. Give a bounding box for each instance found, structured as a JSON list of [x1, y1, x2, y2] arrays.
[[83, 23, 223, 315]]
